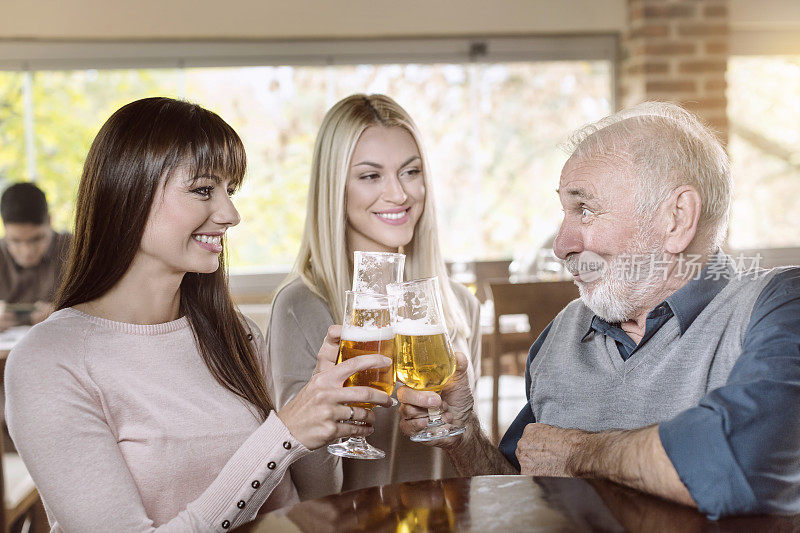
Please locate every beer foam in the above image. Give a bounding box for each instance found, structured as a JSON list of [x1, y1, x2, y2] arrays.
[[351, 293, 388, 310], [341, 325, 395, 342], [393, 319, 446, 336]]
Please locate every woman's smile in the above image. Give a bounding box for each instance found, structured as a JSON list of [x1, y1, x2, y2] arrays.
[[192, 232, 224, 252], [373, 207, 411, 225]]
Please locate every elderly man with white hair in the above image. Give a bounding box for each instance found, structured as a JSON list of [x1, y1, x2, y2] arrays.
[[397, 101, 800, 518]]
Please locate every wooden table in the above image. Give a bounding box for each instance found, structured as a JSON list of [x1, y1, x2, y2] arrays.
[[237, 476, 799, 532]]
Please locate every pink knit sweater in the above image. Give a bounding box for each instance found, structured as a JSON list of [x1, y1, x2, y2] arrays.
[[5, 308, 310, 532]]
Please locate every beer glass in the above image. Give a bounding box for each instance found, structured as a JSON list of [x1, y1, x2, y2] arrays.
[[328, 291, 396, 459], [353, 251, 405, 295], [387, 277, 465, 441], [353, 250, 405, 407]]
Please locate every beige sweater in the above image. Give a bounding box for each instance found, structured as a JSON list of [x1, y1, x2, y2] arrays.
[[5, 308, 310, 532], [265, 277, 481, 500]]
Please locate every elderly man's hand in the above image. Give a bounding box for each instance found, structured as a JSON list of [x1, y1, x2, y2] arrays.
[[397, 351, 474, 450], [516, 423, 589, 477]]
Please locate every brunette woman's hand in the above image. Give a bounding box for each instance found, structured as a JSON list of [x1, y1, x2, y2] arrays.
[[277, 353, 393, 450]]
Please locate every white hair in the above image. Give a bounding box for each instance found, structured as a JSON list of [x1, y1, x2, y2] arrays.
[[565, 101, 731, 251]]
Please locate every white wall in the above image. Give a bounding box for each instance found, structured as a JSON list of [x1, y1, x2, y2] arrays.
[[2, 0, 626, 40], [6, 0, 800, 55], [731, 0, 800, 54]]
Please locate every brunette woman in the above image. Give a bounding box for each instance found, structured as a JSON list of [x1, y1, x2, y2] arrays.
[[5, 97, 390, 531]]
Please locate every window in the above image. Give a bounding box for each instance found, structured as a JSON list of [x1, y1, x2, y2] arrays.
[[727, 55, 800, 250], [0, 72, 25, 209], [0, 37, 615, 270], [0, 69, 183, 230]]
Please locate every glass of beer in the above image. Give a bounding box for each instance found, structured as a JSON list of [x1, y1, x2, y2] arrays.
[[352, 251, 405, 295], [327, 291, 396, 459], [353, 250, 405, 408], [387, 277, 466, 441]]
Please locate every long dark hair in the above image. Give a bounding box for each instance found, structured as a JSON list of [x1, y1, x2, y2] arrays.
[[56, 97, 273, 420]]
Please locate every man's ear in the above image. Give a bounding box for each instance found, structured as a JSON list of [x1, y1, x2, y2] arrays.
[[662, 185, 702, 255]]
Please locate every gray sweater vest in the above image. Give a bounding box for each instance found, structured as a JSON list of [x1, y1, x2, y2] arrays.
[[530, 268, 782, 431]]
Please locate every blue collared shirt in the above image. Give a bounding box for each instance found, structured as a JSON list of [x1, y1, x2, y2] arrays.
[[498, 257, 800, 518]]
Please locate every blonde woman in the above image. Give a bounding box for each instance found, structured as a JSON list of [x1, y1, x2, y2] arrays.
[[266, 94, 481, 498]]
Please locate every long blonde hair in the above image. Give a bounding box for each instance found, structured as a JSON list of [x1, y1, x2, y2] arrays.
[[283, 94, 469, 337]]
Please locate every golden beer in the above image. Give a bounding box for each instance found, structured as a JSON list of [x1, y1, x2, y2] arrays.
[[328, 290, 396, 459], [396, 506, 456, 531], [388, 277, 466, 441], [337, 324, 396, 409], [395, 325, 456, 392]]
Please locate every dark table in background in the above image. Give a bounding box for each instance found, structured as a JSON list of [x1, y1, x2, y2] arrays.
[[236, 475, 800, 532]]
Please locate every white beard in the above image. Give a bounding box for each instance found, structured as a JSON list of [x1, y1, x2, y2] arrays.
[[567, 227, 666, 323]]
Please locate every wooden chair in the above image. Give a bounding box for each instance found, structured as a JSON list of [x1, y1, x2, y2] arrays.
[[486, 279, 580, 443], [472, 260, 512, 303], [0, 418, 48, 533]]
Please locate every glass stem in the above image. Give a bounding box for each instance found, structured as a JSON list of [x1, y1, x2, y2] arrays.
[[427, 407, 444, 427]]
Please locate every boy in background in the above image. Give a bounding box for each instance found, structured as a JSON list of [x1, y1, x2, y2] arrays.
[[0, 182, 71, 331]]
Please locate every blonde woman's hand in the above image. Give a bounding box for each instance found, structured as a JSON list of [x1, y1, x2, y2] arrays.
[[277, 353, 393, 450], [314, 325, 342, 375]]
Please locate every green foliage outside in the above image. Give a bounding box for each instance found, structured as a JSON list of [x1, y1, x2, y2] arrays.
[[3, 58, 798, 269], [0, 69, 181, 232], [0, 73, 26, 211], [0, 62, 612, 270]]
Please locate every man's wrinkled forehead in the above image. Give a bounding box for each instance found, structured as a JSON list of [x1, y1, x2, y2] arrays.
[[558, 151, 635, 203]]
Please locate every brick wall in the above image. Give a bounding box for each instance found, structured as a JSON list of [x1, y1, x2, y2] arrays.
[[621, 0, 730, 143]]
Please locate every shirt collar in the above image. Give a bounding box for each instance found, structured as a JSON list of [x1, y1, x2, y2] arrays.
[[582, 250, 734, 339], [666, 250, 735, 334]]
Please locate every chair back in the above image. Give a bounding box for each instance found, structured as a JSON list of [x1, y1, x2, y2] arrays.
[[489, 279, 579, 343], [486, 279, 580, 442], [473, 260, 512, 303]]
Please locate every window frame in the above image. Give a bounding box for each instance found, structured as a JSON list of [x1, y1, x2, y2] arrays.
[[0, 34, 617, 79]]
